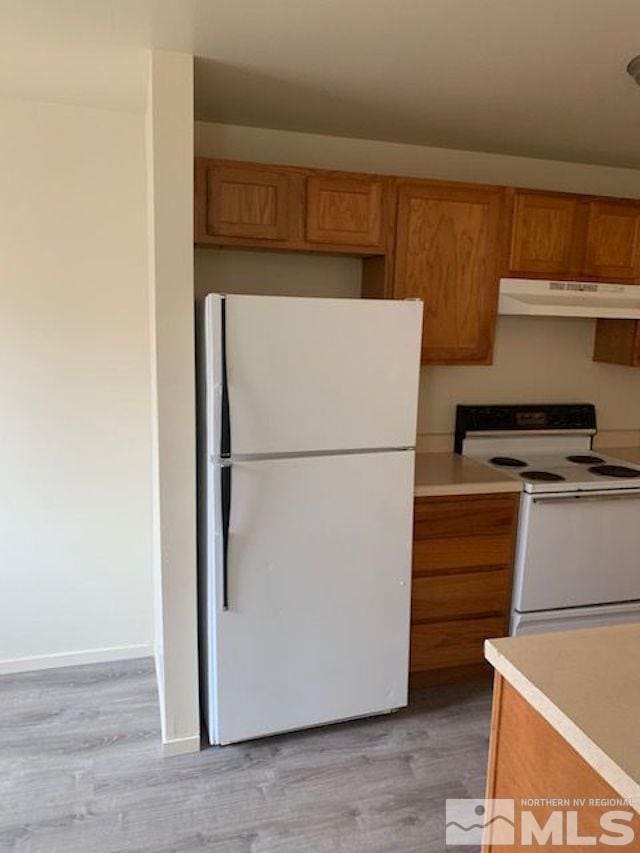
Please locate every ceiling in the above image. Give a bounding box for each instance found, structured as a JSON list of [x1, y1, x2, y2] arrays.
[[2, 0, 640, 168]]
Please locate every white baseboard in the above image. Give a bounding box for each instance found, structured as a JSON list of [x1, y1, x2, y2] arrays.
[[0, 643, 153, 675], [162, 734, 201, 757]]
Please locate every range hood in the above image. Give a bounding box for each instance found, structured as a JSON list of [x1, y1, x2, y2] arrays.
[[498, 278, 640, 319]]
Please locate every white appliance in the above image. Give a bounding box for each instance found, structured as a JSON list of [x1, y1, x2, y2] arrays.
[[498, 278, 640, 318], [198, 294, 423, 745], [456, 404, 640, 636]]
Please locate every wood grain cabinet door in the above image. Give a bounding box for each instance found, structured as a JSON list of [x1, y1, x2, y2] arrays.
[[509, 191, 578, 275], [206, 164, 295, 241], [583, 199, 640, 281], [394, 183, 505, 364], [306, 176, 384, 248], [593, 318, 640, 366]]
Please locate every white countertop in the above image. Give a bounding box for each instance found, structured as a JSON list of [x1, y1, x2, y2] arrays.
[[607, 446, 640, 465], [486, 624, 640, 812], [414, 452, 523, 498]]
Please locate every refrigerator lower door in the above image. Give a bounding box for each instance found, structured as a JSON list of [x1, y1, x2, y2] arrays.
[[206, 450, 414, 745], [511, 601, 640, 636], [207, 294, 422, 456]]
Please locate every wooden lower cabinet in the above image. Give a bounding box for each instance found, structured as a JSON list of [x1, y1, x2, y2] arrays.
[[411, 616, 505, 672], [483, 677, 640, 851], [412, 570, 510, 622], [410, 492, 518, 686]]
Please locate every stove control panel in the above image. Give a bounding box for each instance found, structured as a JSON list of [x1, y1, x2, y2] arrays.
[[454, 404, 596, 453]]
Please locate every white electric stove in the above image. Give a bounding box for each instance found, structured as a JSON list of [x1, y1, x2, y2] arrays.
[[455, 404, 640, 636]]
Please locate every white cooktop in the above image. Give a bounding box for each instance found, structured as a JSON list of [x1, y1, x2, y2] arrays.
[[473, 451, 640, 493]]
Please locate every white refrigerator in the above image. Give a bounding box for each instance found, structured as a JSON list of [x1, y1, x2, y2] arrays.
[[198, 294, 422, 745]]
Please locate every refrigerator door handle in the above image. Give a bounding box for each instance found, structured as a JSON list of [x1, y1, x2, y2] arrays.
[[221, 463, 232, 611], [220, 297, 231, 458]]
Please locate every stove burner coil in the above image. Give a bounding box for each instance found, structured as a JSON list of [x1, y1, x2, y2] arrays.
[[489, 456, 527, 467], [566, 455, 605, 464], [588, 464, 640, 479]]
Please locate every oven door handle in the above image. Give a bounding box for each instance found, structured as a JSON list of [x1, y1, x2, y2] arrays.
[[533, 492, 640, 504]]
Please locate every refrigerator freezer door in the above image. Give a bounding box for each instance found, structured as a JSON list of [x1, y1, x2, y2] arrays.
[[207, 294, 422, 456], [206, 450, 414, 745]]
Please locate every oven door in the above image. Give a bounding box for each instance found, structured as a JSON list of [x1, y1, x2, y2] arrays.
[[513, 489, 640, 612]]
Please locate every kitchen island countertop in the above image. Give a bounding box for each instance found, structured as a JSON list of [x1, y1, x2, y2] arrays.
[[486, 624, 640, 811], [607, 446, 640, 465]]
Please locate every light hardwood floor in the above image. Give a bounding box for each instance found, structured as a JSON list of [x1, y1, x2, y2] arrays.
[[0, 659, 491, 852]]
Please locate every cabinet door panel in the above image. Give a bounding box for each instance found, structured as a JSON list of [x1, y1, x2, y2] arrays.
[[509, 192, 578, 275], [583, 200, 640, 280], [394, 183, 504, 364], [207, 165, 294, 240], [306, 176, 383, 248], [593, 319, 640, 366]]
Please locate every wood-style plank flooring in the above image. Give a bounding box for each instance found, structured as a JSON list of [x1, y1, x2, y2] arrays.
[[0, 659, 491, 852]]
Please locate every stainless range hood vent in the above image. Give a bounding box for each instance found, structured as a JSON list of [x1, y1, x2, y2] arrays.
[[498, 278, 640, 319]]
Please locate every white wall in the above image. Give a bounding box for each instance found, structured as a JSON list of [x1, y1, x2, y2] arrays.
[[195, 121, 640, 447], [147, 52, 200, 755], [0, 96, 153, 672]]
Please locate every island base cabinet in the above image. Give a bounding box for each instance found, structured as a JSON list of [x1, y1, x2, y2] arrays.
[[483, 676, 640, 851]]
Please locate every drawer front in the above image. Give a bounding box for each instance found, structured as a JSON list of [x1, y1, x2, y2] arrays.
[[410, 616, 505, 671], [414, 494, 518, 540], [411, 569, 509, 622], [413, 534, 514, 575]]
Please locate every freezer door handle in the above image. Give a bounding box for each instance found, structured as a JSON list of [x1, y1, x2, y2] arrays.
[[221, 464, 232, 610], [220, 297, 231, 457]]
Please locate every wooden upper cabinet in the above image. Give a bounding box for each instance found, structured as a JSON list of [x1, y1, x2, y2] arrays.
[[509, 191, 579, 276], [195, 159, 388, 254], [203, 163, 298, 242], [593, 319, 640, 366], [306, 176, 384, 249], [394, 182, 505, 364], [508, 190, 640, 283], [583, 199, 640, 280]]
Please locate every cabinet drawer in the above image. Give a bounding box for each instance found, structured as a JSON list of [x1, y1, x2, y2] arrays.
[[411, 569, 509, 622], [413, 534, 514, 575], [410, 616, 505, 671], [414, 494, 518, 540]]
